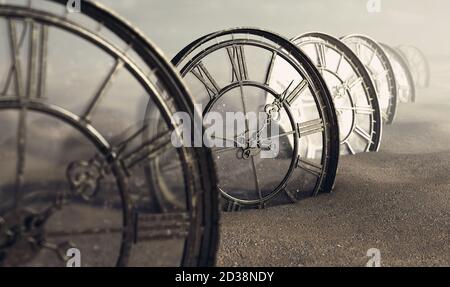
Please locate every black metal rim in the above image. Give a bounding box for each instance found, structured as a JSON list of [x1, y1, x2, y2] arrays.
[[0, 1, 219, 267], [172, 28, 340, 206]]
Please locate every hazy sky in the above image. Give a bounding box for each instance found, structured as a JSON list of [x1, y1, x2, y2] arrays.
[[98, 0, 449, 58]]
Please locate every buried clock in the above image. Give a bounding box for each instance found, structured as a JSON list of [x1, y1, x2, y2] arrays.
[[292, 32, 382, 155], [381, 43, 416, 103], [397, 45, 430, 89], [0, 0, 219, 266], [341, 35, 398, 125], [146, 28, 340, 210]]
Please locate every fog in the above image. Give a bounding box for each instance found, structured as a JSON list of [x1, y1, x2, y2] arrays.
[[99, 0, 450, 59]]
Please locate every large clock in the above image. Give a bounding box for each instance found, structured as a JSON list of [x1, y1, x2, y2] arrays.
[[381, 43, 416, 103], [341, 35, 398, 125], [292, 32, 382, 155], [148, 28, 340, 210], [0, 0, 219, 267]]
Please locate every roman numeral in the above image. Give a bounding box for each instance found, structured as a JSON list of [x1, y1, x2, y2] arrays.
[[37, 24, 49, 99], [281, 79, 308, 105], [347, 76, 363, 89], [355, 43, 361, 58], [344, 141, 356, 155], [297, 118, 324, 137], [315, 43, 327, 68], [226, 45, 248, 82], [223, 200, 242, 212], [355, 105, 375, 115], [335, 53, 343, 73], [354, 125, 373, 143], [47, 212, 191, 242], [191, 62, 220, 99], [133, 212, 190, 242], [284, 187, 298, 203], [2, 20, 49, 99], [296, 156, 323, 177], [5, 19, 24, 98], [335, 105, 375, 116]]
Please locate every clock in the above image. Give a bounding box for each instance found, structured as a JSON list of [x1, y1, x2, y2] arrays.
[[341, 35, 398, 125], [147, 28, 340, 210], [397, 45, 430, 89], [0, 0, 219, 267], [381, 43, 416, 103], [292, 32, 382, 155]]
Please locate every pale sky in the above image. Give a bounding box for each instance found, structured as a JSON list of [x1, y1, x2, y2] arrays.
[[98, 0, 450, 58]]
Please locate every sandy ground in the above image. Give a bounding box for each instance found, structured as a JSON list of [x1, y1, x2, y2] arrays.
[[216, 58, 450, 267]]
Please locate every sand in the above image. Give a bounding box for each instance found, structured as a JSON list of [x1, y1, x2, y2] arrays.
[[216, 58, 450, 267]]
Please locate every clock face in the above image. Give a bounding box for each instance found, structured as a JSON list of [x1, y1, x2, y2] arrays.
[[341, 35, 398, 125], [0, 0, 219, 267], [397, 45, 431, 89], [155, 28, 340, 209], [292, 32, 382, 155], [381, 43, 416, 103]]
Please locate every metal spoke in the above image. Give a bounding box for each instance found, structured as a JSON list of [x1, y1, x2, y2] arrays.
[[8, 19, 28, 211], [121, 129, 173, 170], [296, 156, 323, 177], [114, 123, 150, 154], [265, 51, 277, 85], [191, 62, 220, 99], [210, 135, 242, 147], [160, 162, 182, 173], [250, 155, 262, 200], [26, 21, 38, 99]]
